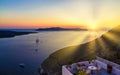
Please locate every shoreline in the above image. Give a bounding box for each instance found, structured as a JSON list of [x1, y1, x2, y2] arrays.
[[0, 30, 37, 38], [41, 25, 120, 75]]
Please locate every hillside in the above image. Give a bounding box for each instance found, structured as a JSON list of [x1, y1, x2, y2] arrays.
[[41, 25, 120, 75], [0, 30, 36, 38]]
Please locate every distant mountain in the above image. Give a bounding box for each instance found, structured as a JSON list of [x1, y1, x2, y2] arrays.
[[0, 30, 36, 38], [41, 25, 120, 75], [36, 27, 88, 31]]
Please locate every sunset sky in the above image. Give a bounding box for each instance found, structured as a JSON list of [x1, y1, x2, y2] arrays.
[[0, 0, 120, 29]]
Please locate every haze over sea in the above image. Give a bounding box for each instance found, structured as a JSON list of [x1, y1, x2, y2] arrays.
[[0, 31, 104, 75]]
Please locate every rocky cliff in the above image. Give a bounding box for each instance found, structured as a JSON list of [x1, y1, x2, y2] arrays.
[[41, 25, 120, 75]]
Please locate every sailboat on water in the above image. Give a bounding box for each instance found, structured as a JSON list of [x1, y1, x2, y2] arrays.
[[36, 38, 39, 44], [35, 38, 39, 52]]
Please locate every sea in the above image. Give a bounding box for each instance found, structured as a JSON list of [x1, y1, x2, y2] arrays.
[[0, 31, 105, 75]]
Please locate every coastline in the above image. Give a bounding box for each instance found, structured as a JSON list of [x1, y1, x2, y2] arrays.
[[0, 28, 89, 39], [41, 25, 120, 75], [0, 30, 37, 38]]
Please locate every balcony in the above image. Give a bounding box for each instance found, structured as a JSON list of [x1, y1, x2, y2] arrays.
[[62, 57, 120, 75]]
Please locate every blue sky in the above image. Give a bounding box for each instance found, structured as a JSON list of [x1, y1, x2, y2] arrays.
[[0, 0, 120, 29]]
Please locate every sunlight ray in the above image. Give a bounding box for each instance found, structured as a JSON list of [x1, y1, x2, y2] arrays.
[[103, 31, 120, 44]]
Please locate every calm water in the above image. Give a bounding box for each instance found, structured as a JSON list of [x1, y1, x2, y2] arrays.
[[0, 31, 103, 75]]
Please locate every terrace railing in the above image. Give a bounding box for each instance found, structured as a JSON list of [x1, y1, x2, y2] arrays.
[[97, 56, 120, 70]]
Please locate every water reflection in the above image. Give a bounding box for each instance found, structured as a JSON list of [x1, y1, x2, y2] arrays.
[[0, 31, 103, 75]]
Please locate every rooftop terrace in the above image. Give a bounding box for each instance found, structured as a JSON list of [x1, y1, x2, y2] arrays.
[[62, 57, 120, 75]]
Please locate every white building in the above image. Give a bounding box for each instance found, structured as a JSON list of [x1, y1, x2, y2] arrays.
[[62, 57, 120, 75]]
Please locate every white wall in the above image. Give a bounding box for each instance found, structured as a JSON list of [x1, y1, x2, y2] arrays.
[[97, 57, 120, 69], [113, 67, 120, 75], [96, 60, 120, 75], [96, 60, 107, 69], [62, 66, 73, 75]]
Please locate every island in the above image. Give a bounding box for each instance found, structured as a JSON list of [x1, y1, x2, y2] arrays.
[[36, 27, 88, 31], [0, 27, 87, 38], [41, 25, 120, 75], [0, 30, 36, 38]]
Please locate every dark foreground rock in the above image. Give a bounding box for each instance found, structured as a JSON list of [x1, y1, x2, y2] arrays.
[[41, 25, 120, 75], [0, 30, 36, 38]]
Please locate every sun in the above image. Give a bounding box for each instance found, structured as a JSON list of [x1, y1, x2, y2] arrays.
[[87, 24, 99, 31], [90, 25, 98, 31], [85, 20, 100, 31]]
